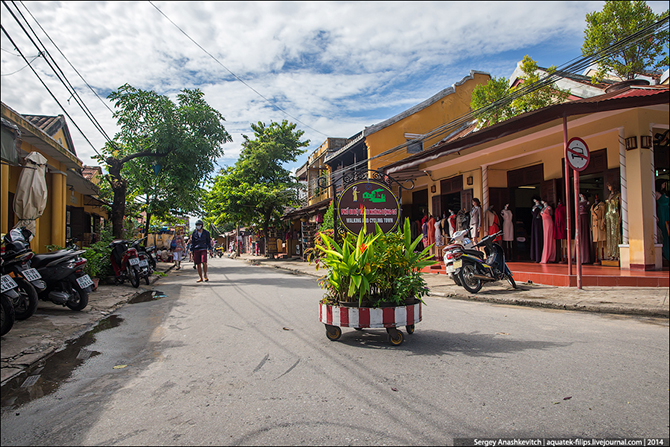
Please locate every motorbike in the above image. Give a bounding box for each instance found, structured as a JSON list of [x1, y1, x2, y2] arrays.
[[455, 230, 516, 293], [1, 228, 43, 320], [108, 239, 149, 288], [129, 238, 153, 285], [215, 246, 224, 258], [1, 257, 19, 336], [443, 229, 482, 287], [8, 228, 92, 311]]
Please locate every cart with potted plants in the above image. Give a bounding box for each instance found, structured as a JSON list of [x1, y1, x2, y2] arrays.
[[310, 217, 435, 346]]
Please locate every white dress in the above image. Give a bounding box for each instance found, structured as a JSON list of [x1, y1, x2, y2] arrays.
[[501, 209, 514, 242], [434, 219, 443, 246]]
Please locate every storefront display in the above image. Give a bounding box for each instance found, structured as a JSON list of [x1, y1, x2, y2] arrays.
[[554, 199, 567, 262], [540, 201, 556, 264], [605, 183, 621, 260], [590, 195, 607, 264], [578, 194, 592, 264], [501, 205, 514, 260], [530, 199, 544, 262]]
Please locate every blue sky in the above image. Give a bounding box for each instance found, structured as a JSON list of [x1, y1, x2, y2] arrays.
[[2, 2, 668, 202]]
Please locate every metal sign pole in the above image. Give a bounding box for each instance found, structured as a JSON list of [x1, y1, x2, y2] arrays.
[[574, 169, 582, 289], [563, 116, 572, 278]]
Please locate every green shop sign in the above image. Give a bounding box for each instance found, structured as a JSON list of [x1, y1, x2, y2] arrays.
[[337, 179, 401, 234]]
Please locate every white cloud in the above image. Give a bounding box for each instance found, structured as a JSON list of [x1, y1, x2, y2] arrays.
[[4, 1, 666, 175]]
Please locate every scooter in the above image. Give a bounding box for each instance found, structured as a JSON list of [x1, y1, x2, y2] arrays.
[[442, 229, 482, 287], [1, 229, 43, 320], [108, 239, 145, 288], [456, 230, 516, 293], [1, 257, 18, 336], [215, 246, 224, 258], [5, 228, 93, 311], [129, 238, 152, 285]]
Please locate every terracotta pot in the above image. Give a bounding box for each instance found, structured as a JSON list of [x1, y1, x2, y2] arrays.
[[91, 277, 100, 291]]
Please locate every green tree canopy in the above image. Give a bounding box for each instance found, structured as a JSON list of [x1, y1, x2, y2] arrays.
[[582, 1, 669, 81], [470, 55, 571, 127], [204, 120, 309, 250], [97, 84, 232, 238]]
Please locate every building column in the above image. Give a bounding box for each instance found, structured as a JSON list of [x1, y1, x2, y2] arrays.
[[51, 171, 66, 249], [482, 165, 489, 213], [623, 144, 658, 270]]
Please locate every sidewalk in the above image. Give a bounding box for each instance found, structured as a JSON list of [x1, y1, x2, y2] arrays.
[[1, 262, 175, 387], [235, 253, 669, 319]]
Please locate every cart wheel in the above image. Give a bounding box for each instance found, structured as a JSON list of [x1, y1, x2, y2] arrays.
[[387, 328, 404, 346], [406, 324, 415, 334], [325, 324, 342, 341]]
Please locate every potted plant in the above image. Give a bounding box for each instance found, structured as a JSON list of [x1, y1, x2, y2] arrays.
[[82, 242, 113, 289]]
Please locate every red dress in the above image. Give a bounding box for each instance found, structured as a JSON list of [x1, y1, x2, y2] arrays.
[[488, 212, 502, 242], [554, 203, 567, 240]]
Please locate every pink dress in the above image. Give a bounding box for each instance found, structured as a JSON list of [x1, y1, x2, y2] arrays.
[[540, 206, 556, 263]]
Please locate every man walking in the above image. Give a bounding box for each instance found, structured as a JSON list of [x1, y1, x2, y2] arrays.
[[190, 220, 211, 282]]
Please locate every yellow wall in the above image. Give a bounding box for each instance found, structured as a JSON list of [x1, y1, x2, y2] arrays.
[[367, 72, 490, 173]]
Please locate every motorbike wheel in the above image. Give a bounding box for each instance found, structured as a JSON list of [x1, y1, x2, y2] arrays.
[[149, 256, 157, 271], [451, 272, 462, 287], [1, 294, 16, 336], [458, 263, 483, 294], [13, 277, 39, 320], [144, 269, 151, 285], [506, 273, 517, 289], [127, 265, 140, 288], [66, 283, 89, 311]]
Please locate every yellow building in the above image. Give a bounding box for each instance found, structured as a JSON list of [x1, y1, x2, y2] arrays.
[[1, 102, 108, 252], [383, 82, 669, 271]]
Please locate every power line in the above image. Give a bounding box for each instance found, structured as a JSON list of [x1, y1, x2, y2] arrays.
[[4, 0, 114, 145], [147, 0, 329, 139], [17, 0, 114, 115], [0, 50, 39, 76], [0, 24, 102, 156]]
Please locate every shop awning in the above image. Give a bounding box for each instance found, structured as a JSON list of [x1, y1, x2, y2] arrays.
[[283, 198, 331, 220], [67, 168, 99, 195]]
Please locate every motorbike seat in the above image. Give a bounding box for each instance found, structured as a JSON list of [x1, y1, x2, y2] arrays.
[[31, 251, 76, 268]]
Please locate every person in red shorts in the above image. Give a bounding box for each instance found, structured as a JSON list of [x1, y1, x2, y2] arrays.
[[190, 220, 212, 282]]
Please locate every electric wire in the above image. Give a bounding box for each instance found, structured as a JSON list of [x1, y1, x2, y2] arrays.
[[1, 23, 102, 155], [147, 0, 329, 139], [16, 0, 115, 115], [326, 13, 669, 182], [3, 0, 114, 147], [0, 50, 39, 76]]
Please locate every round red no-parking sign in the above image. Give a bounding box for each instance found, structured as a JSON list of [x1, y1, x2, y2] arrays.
[[566, 137, 590, 172]]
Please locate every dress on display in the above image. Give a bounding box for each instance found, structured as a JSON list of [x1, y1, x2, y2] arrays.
[[486, 209, 501, 242], [427, 216, 436, 246], [553, 203, 567, 240], [448, 213, 457, 238], [501, 209, 514, 242], [591, 201, 607, 243], [578, 199, 592, 264], [540, 206, 556, 263], [605, 192, 621, 259], [470, 206, 481, 239], [530, 205, 544, 262], [435, 219, 443, 247]]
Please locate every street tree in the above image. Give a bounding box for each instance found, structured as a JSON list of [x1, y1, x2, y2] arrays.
[[582, 0, 669, 81], [470, 55, 570, 127], [205, 120, 309, 252], [98, 84, 232, 238]]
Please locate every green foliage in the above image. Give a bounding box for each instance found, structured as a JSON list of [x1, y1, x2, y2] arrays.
[[582, 1, 669, 81], [310, 218, 436, 307], [319, 202, 343, 233], [471, 55, 571, 127], [204, 120, 309, 238], [82, 242, 113, 279]]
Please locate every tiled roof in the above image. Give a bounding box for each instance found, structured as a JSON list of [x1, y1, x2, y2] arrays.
[[82, 166, 102, 181], [21, 114, 76, 156]]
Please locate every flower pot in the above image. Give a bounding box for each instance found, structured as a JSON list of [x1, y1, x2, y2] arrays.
[[91, 277, 100, 291]]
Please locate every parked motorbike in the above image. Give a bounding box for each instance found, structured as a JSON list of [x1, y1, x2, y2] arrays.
[[1, 228, 43, 320], [215, 246, 224, 258], [1, 257, 18, 336], [7, 228, 92, 311], [456, 230, 516, 293], [129, 238, 153, 285], [443, 229, 481, 287], [108, 239, 148, 288]]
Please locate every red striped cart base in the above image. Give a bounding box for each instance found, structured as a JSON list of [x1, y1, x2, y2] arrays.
[[319, 302, 422, 346]]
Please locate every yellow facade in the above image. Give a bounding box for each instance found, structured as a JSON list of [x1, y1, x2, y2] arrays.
[[1, 102, 107, 253], [365, 71, 491, 173]]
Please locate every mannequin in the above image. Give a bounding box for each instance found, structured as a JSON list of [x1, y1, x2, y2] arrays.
[[605, 183, 621, 260], [530, 198, 544, 262], [591, 194, 607, 264], [485, 205, 501, 242], [578, 194, 592, 264], [470, 198, 482, 243], [501, 204, 514, 260], [434, 214, 443, 251], [448, 210, 457, 238], [427, 214, 436, 250], [540, 200, 556, 263], [553, 199, 567, 262], [457, 209, 469, 231]]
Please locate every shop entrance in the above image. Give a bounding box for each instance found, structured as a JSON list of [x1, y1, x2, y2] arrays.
[[506, 164, 544, 261]]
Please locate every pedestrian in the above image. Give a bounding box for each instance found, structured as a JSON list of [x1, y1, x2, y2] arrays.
[[190, 220, 211, 282], [172, 228, 186, 270]]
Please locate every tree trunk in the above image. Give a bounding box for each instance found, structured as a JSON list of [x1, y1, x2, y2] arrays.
[[107, 158, 127, 240], [144, 212, 152, 240]]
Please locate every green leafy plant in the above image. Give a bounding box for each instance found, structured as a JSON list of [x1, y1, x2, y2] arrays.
[[82, 241, 113, 279], [310, 217, 436, 307]]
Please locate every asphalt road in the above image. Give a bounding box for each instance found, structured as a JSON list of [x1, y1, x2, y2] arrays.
[[1, 257, 668, 446]]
